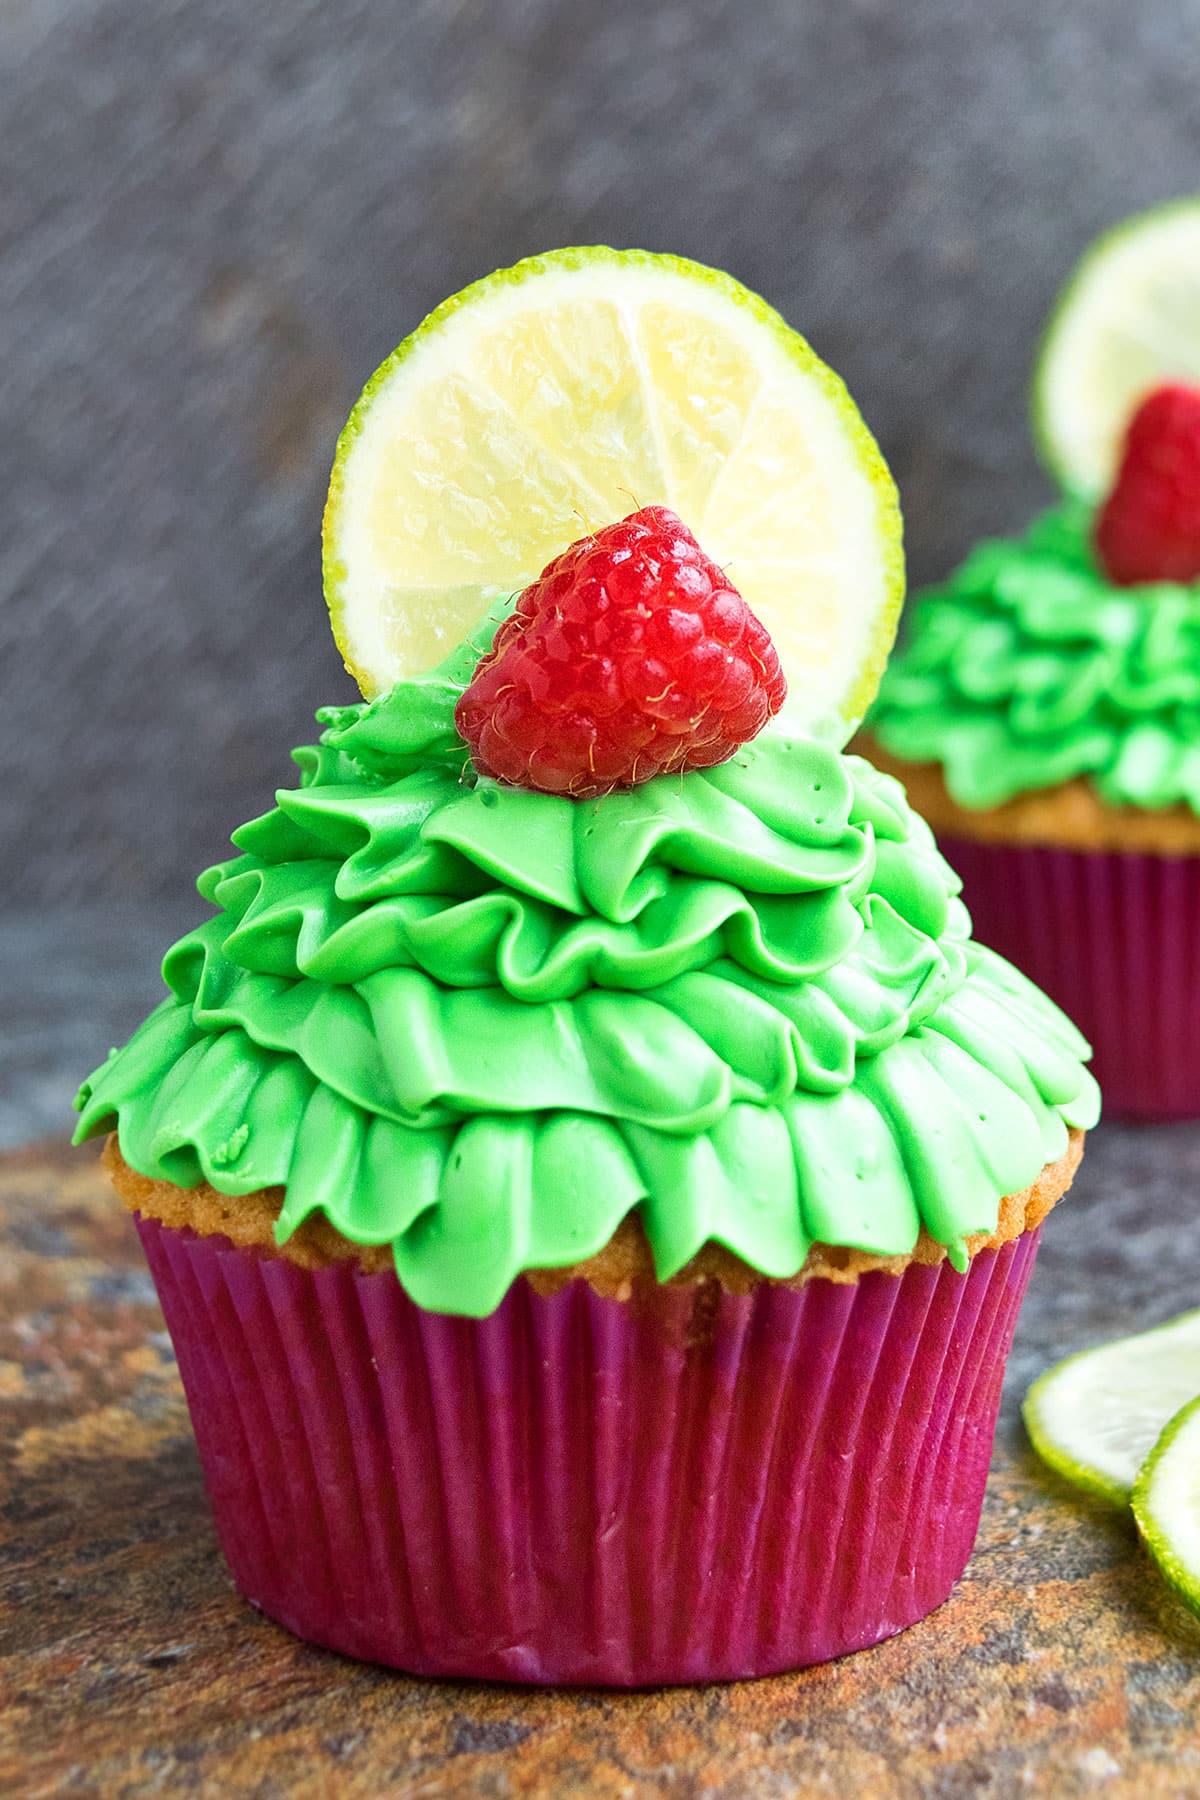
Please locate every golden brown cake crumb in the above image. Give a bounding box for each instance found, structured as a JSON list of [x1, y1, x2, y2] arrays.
[[858, 736, 1200, 856], [103, 1127, 1084, 1297]]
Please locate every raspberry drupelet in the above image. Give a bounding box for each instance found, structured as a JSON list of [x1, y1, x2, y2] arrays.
[[455, 506, 787, 798]]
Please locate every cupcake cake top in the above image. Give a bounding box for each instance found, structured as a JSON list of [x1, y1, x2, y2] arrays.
[[74, 248, 1098, 1316], [871, 199, 1200, 813]]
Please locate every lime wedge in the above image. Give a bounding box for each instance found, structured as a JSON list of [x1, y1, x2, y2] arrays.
[[1033, 196, 1200, 499], [1133, 1394, 1200, 1619], [1024, 1308, 1200, 1507], [323, 247, 903, 744]]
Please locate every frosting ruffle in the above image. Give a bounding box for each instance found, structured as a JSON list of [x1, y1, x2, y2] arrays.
[[870, 503, 1200, 811], [75, 652, 1098, 1315]]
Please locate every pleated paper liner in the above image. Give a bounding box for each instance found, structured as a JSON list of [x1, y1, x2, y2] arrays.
[[942, 837, 1200, 1121], [137, 1216, 1041, 1686]]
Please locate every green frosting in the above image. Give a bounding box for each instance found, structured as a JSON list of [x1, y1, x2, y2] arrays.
[[74, 646, 1098, 1316], [870, 503, 1200, 811]]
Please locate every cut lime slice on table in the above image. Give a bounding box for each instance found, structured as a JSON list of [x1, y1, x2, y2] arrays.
[[1133, 1394, 1200, 1619], [323, 247, 904, 744], [1033, 196, 1200, 499], [1023, 1308, 1200, 1507]]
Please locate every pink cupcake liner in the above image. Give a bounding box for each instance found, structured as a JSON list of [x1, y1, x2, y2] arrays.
[[136, 1215, 1041, 1686], [942, 836, 1200, 1121]]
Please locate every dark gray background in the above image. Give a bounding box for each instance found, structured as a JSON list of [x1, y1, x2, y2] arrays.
[[3, 0, 1200, 910]]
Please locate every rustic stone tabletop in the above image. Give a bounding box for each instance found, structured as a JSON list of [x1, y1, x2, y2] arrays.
[[2, 911, 1200, 1797]]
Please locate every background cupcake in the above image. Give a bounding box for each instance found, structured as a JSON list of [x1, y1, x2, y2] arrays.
[[75, 250, 1097, 1685], [867, 199, 1200, 1120]]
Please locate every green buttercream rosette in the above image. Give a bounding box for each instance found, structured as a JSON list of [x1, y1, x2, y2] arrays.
[[75, 643, 1098, 1316], [871, 504, 1200, 812]]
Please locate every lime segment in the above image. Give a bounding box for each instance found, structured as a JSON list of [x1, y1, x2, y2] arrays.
[[1133, 1394, 1200, 1619], [1033, 197, 1200, 498], [323, 247, 904, 744], [1023, 1308, 1200, 1506]]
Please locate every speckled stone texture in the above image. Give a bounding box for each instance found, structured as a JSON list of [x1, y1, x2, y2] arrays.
[[4, 0, 1200, 904], [2, 1130, 1199, 1798]]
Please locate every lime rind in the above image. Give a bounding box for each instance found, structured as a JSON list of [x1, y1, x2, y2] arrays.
[[322, 246, 904, 744], [1022, 1305, 1200, 1508], [1032, 195, 1200, 499], [1132, 1392, 1200, 1620]]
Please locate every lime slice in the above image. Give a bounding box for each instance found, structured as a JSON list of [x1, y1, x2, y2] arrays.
[[1033, 196, 1200, 499], [323, 247, 903, 743], [1133, 1394, 1200, 1618], [1024, 1308, 1200, 1507]]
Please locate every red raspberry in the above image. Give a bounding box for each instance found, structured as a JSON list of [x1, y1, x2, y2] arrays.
[[454, 507, 787, 797], [1094, 383, 1200, 586]]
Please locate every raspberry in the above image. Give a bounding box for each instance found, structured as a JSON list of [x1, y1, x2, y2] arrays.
[[454, 507, 787, 797], [1094, 384, 1200, 586]]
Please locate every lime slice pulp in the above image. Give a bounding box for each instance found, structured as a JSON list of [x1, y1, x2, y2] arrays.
[[323, 247, 904, 745], [1133, 1393, 1200, 1619], [1033, 196, 1200, 499], [1023, 1307, 1200, 1507]]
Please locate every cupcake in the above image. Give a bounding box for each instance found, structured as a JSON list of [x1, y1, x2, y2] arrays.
[[74, 249, 1097, 1685], [867, 200, 1200, 1121]]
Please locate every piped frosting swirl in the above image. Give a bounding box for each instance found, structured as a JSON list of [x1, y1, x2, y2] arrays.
[[871, 503, 1200, 811], [75, 640, 1098, 1315]]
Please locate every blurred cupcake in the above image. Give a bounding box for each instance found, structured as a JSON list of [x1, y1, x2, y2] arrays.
[[867, 200, 1200, 1120], [74, 249, 1096, 1684]]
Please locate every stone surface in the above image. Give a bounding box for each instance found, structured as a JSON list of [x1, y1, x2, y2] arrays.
[[4, 0, 1200, 904], [0, 904, 201, 1150], [2, 1127, 1199, 1797]]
